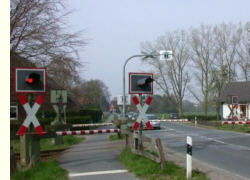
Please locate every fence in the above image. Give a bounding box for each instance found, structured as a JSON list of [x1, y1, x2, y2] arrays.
[[125, 130, 166, 169]]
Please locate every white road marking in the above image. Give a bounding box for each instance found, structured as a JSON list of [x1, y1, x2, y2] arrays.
[[162, 127, 250, 151], [69, 169, 128, 177]]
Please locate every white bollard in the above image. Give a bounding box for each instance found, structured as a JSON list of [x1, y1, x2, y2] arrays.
[[186, 136, 192, 179], [195, 116, 197, 127]]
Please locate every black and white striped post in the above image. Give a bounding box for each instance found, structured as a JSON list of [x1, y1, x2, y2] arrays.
[[186, 136, 192, 179]]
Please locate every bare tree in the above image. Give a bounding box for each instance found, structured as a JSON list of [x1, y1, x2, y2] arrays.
[[10, 0, 86, 65], [236, 22, 250, 81], [141, 30, 190, 117], [79, 80, 111, 111], [47, 55, 82, 90], [189, 25, 217, 115], [214, 23, 242, 82]]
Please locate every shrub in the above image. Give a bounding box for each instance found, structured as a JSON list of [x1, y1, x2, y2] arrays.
[[183, 114, 218, 121]]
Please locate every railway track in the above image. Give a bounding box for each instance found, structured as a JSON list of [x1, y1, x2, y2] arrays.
[[14, 148, 68, 161]]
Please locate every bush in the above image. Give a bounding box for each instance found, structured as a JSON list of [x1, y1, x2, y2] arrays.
[[183, 114, 218, 121], [66, 115, 92, 124], [67, 109, 103, 123]]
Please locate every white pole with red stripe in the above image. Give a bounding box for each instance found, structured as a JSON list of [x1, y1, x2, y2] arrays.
[[149, 119, 188, 122], [72, 123, 113, 127], [56, 129, 120, 136], [17, 94, 45, 136], [222, 121, 250, 125]]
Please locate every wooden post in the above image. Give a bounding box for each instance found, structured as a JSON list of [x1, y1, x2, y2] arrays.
[[10, 146, 17, 175], [20, 134, 30, 167], [125, 133, 129, 148], [155, 138, 166, 169]]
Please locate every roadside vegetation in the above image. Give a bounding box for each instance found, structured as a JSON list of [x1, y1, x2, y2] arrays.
[[120, 148, 209, 180], [11, 136, 84, 153], [11, 136, 84, 180], [109, 134, 125, 141], [11, 160, 68, 180], [217, 124, 250, 133]]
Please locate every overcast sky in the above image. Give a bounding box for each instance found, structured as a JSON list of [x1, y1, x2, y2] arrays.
[[66, 0, 250, 99]]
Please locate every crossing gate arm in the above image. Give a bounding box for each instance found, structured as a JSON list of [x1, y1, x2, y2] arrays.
[[222, 121, 250, 125], [72, 123, 113, 127], [56, 129, 120, 136], [150, 119, 188, 122]]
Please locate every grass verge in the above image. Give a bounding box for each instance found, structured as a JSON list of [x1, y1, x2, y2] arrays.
[[11, 136, 84, 153], [185, 121, 250, 134], [217, 124, 250, 133], [109, 134, 125, 141], [120, 148, 210, 180], [11, 160, 67, 180]]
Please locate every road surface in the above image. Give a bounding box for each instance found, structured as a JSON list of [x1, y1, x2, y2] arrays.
[[58, 114, 141, 180], [144, 122, 250, 180]]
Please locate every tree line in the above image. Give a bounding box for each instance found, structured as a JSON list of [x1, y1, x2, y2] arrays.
[[10, 0, 111, 111], [141, 22, 250, 119]]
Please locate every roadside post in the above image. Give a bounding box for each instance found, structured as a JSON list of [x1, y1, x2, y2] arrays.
[[51, 90, 67, 145], [195, 116, 197, 127], [186, 136, 192, 179], [14, 67, 47, 167]]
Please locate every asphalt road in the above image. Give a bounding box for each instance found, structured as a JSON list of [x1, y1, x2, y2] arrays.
[[58, 114, 141, 180], [144, 122, 250, 179]]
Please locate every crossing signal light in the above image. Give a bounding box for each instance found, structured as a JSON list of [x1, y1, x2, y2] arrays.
[[26, 73, 40, 85], [15, 68, 47, 93], [129, 73, 153, 94]]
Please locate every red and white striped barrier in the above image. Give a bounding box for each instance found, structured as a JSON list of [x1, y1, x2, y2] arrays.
[[17, 94, 45, 136], [56, 129, 120, 136], [150, 119, 188, 122], [72, 123, 113, 127], [132, 96, 153, 130], [222, 121, 250, 125]]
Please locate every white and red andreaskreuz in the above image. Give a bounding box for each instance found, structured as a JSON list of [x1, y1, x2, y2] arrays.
[[56, 129, 120, 136], [132, 96, 153, 130], [17, 94, 45, 136]]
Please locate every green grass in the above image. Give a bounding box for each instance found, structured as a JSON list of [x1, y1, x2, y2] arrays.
[[11, 160, 67, 180], [120, 148, 210, 180], [218, 124, 250, 133], [185, 121, 250, 134], [109, 134, 125, 141], [11, 136, 84, 153]]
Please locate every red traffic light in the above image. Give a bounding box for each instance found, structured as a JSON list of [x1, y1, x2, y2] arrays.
[[25, 73, 40, 85], [26, 78, 34, 84]]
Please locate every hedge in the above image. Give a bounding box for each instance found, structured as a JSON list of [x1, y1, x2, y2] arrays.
[[183, 114, 218, 121]]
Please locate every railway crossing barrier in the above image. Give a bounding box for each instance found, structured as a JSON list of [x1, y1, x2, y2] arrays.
[[72, 123, 113, 127], [149, 119, 188, 122], [222, 121, 250, 125], [56, 129, 120, 136]]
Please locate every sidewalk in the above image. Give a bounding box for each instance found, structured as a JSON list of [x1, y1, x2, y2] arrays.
[[58, 134, 141, 180]]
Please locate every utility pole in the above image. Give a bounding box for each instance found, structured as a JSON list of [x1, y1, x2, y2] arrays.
[[247, 28, 250, 80]]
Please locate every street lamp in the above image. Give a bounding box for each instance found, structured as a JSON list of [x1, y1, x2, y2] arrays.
[[122, 50, 172, 120]]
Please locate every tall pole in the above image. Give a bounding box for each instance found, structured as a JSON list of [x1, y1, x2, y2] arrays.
[[122, 55, 146, 120], [248, 28, 250, 81], [122, 51, 171, 120]]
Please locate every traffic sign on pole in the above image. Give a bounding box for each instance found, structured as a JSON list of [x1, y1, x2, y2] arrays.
[[17, 94, 45, 136], [132, 95, 153, 130]]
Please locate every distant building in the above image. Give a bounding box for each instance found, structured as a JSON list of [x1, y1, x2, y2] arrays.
[[218, 81, 250, 120]]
